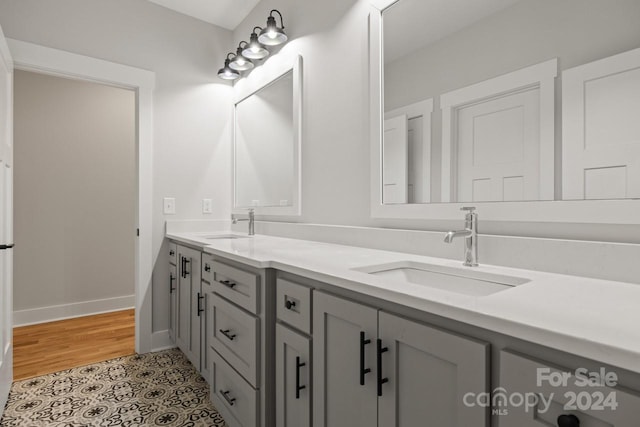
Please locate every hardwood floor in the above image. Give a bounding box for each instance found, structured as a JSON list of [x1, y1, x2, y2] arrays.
[[12, 309, 135, 381]]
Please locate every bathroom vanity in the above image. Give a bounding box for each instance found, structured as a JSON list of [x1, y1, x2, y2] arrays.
[[166, 231, 640, 427]]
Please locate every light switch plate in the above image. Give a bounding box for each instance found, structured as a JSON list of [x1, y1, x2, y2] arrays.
[[202, 199, 213, 214], [163, 197, 176, 215]]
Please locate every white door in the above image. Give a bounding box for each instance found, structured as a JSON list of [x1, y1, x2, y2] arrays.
[[0, 24, 14, 416], [456, 88, 541, 202], [383, 115, 408, 204], [562, 47, 640, 200]]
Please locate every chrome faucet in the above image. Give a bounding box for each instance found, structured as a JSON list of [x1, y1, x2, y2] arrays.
[[444, 207, 478, 267], [231, 208, 255, 236]]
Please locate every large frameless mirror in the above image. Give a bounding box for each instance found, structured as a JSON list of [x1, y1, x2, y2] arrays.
[[370, 0, 640, 221], [233, 55, 302, 216]]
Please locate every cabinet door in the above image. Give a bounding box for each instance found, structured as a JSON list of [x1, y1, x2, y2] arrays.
[[378, 311, 490, 427], [499, 350, 640, 427], [176, 245, 201, 370], [168, 264, 177, 343], [200, 285, 213, 384], [276, 323, 311, 427], [313, 291, 378, 427]]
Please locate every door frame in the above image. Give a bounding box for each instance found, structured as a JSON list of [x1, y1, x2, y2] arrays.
[[7, 39, 155, 354]]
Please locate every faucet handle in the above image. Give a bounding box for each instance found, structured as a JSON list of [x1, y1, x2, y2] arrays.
[[461, 206, 476, 212]]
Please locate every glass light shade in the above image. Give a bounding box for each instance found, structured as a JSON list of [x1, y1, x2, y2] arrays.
[[229, 48, 254, 71], [258, 16, 288, 46], [217, 60, 240, 80], [242, 33, 269, 60]]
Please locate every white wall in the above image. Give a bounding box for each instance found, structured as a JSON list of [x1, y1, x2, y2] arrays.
[[232, 0, 640, 244], [13, 70, 135, 321], [0, 0, 234, 332]]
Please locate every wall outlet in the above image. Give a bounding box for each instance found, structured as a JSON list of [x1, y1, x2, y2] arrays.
[[163, 197, 176, 215], [202, 199, 213, 214]]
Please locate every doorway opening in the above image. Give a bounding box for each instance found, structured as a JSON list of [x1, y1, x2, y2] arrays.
[[12, 70, 136, 379]]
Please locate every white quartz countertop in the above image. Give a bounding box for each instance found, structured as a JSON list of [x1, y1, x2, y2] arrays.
[[167, 231, 640, 374]]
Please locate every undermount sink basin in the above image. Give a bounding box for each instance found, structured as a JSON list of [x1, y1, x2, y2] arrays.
[[201, 234, 251, 240], [353, 261, 530, 297]]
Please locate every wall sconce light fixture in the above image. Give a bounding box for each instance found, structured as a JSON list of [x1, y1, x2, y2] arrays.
[[218, 10, 288, 80], [217, 53, 240, 80]]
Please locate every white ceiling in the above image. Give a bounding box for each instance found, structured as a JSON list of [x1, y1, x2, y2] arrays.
[[384, 0, 524, 63], [147, 0, 261, 31]]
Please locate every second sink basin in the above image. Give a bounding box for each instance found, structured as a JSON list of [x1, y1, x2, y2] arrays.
[[353, 261, 530, 297], [202, 234, 251, 240]]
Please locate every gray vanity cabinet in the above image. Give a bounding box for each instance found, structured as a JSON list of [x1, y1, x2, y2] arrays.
[[176, 244, 202, 370], [313, 290, 489, 427], [499, 350, 640, 427], [377, 310, 489, 427], [276, 323, 311, 427], [168, 243, 178, 342], [313, 291, 379, 427]]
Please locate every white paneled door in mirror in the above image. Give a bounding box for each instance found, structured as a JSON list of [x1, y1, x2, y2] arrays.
[[0, 23, 13, 419], [562, 47, 640, 200]]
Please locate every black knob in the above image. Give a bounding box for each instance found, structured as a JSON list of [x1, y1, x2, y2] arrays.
[[169, 250, 175, 256], [204, 264, 211, 272], [557, 414, 580, 427], [285, 300, 296, 310]]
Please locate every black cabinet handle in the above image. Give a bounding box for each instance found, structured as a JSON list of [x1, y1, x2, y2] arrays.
[[557, 414, 580, 427], [169, 250, 175, 256], [180, 256, 185, 278], [220, 390, 236, 406], [219, 279, 236, 289], [204, 263, 211, 272], [360, 331, 371, 386], [169, 273, 176, 293], [220, 329, 237, 341], [285, 299, 296, 310], [197, 293, 204, 316], [184, 258, 191, 276], [376, 338, 388, 396], [295, 356, 306, 399]]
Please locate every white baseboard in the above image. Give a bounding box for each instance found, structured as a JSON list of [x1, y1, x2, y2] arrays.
[[151, 330, 176, 352], [13, 295, 136, 327]]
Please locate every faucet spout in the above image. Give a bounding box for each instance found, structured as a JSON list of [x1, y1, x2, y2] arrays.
[[443, 229, 472, 243]]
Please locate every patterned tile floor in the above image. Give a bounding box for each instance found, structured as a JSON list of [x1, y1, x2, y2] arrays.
[[0, 349, 227, 426]]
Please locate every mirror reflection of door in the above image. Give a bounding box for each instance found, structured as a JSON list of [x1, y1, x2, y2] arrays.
[[383, 115, 408, 204], [456, 88, 540, 202]]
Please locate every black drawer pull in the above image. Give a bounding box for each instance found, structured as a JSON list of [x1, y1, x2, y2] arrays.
[[169, 273, 176, 293], [220, 390, 236, 406], [220, 329, 237, 341], [377, 338, 388, 397], [285, 299, 296, 310], [197, 293, 204, 316], [169, 250, 175, 256], [557, 414, 580, 427], [360, 331, 371, 386], [219, 279, 236, 288], [295, 356, 306, 399], [204, 264, 211, 272]]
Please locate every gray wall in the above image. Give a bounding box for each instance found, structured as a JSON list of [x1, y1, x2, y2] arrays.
[[0, 0, 233, 332], [384, 0, 640, 203], [13, 70, 135, 312]]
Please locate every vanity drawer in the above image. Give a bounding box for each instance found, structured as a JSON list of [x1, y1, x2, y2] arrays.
[[210, 293, 259, 387], [499, 350, 640, 427], [168, 242, 177, 266], [202, 254, 214, 284], [212, 260, 260, 314], [277, 278, 311, 335], [210, 348, 258, 427]]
